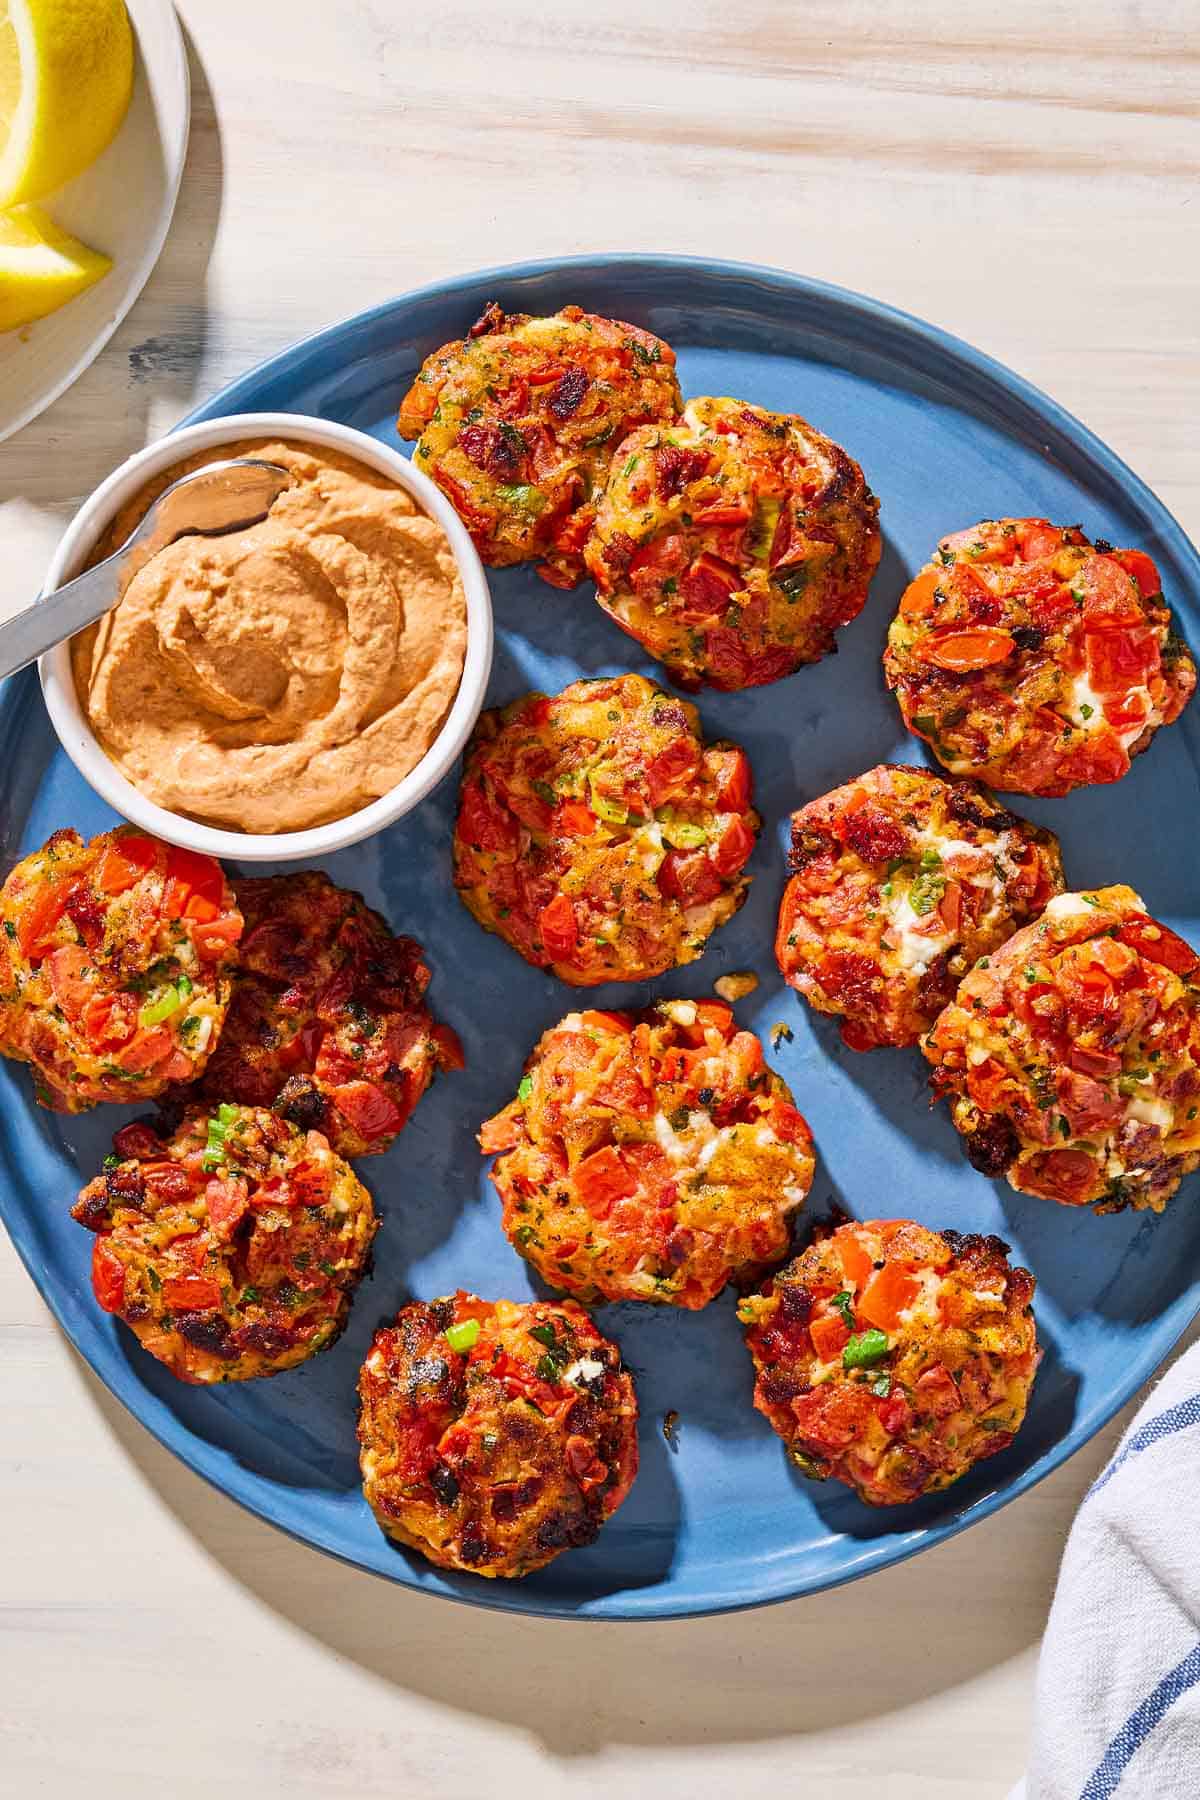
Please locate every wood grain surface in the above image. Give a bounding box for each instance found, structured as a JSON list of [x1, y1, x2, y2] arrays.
[[1, 4, 1197, 1795]]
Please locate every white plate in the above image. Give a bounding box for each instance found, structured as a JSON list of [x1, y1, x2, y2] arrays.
[[0, 0, 189, 444]]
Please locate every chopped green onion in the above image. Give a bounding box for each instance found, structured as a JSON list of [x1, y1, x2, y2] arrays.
[[908, 868, 946, 917], [528, 1323, 559, 1351], [138, 983, 184, 1028], [588, 773, 629, 825], [843, 1328, 890, 1370], [495, 483, 545, 516], [656, 809, 708, 850], [201, 1104, 238, 1171], [830, 1289, 855, 1330], [517, 1074, 533, 1102], [445, 1319, 480, 1353]]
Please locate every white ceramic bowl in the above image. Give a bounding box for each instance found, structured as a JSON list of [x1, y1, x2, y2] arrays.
[[39, 412, 494, 863]]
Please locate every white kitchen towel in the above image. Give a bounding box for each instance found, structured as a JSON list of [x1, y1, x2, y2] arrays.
[[1013, 1341, 1200, 1800]]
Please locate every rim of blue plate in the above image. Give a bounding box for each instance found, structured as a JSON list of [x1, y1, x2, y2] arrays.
[[4, 254, 1198, 1623]]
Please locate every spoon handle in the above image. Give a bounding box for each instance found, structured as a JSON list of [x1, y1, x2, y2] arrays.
[[0, 553, 124, 682]]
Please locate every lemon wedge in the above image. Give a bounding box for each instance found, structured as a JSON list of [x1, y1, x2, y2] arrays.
[[0, 203, 111, 331], [0, 0, 133, 207]]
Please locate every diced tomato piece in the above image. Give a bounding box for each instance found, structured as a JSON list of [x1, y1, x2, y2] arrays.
[[113, 1122, 163, 1160], [205, 1176, 249, 1239], [573, 1145, 638, 1216], [1068, 1043, 1123, 1079], [17, 882, 68, 958], [580, 1009, 633, 1034], [132, 1162, 186, 1206], [117, 1028, 173, 1074], [770, 1101, 813, 1148], [915, 1364, 962, 1418], [657, 848, 723, 906], [1113, 549, 1161, 598], [729, 1029, 765, 1080], [161, 1273, 223, 1311], [1058, 731, 1131, 787], [1016, 521, 1064, 560], [967, 1055, 1012, 1111], [1020, 1147, 1101, 1206], [837, 794, 908, 864], [631, 1021, 655, 1089], [877, 1392, 913, 1438], [858, 1262, 918, 1330], [91, 1238, 126, 1313], [948, 559, 1005, 623], [190, 912, 243, 959], [628, 533, 689, 585], [163, 848, 227, 922], [1085, 627, 1160, 693], [711, 747, 751, 813], [1118, 913, 1199, 977], [1078, 556, 1145, 626], [555, 800, 596, 837], [538, 893, 579, 961], [688, 1000, 735, 1042], [836, 1231, 874, 1288], [936, 881, 963, 932], [81, 991, 137, 1050], [790, 1384, 876, 1451], [332, 1081, 406, 1142], [1056, 1069, 1123, 1135], [693, 501, 753, 526], [921, 628, 1016, 672], [479, 1109, 522, 1154], [711, 816, 757, 879], [1027, 579, 1079, 631], [47, 944, 92, 1018], [645, 737, 701, 805], [431, 1022, 465, 1070], [809, 1313, 850, 1360], [1089, 936, 1142, 984], [679, 552, 740, 615], [95, 832, 157, 896], [899, 568, 940, 620], [457, 779, 519, 853]]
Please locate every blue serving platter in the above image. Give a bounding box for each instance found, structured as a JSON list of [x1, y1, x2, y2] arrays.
[[3, 256, 1199, 1620]]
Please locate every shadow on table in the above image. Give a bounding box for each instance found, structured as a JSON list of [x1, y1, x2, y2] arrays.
[[75, 1345, 1119, 1757], [0, 21, 223, 494]]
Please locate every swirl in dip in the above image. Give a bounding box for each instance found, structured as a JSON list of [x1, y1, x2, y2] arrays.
[[70, 439, 469, 834]]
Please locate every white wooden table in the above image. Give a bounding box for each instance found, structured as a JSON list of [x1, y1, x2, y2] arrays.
[[2, 6, 1197, 1794]]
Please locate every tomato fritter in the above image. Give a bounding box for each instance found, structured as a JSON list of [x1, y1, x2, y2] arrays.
[[739, 1219, 1038, 1506], [924, 885, 1200, 1212], [479, 999, 815, 1308], [585, 396, 881, 690], [397, 302, 681, 587], [358, 1293, 638, 1578], [186, 872, 462, 1159], [72, 1105, 378, 1383], [775, 764, 1066, 1051], [884, 518, 1196, 796], [0, 826, 241, 1112], [453, 674, 759, 986]]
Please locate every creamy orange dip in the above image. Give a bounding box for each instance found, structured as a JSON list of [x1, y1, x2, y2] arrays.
[[71, 438, 468, 834]]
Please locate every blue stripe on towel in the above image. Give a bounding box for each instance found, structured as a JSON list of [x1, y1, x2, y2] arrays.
[[1080, 1641, 1200, 1799], [1088, 1393, 1200, 1500]]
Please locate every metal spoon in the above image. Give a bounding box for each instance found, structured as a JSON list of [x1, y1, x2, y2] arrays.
[[0, 457, 292, 681]]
